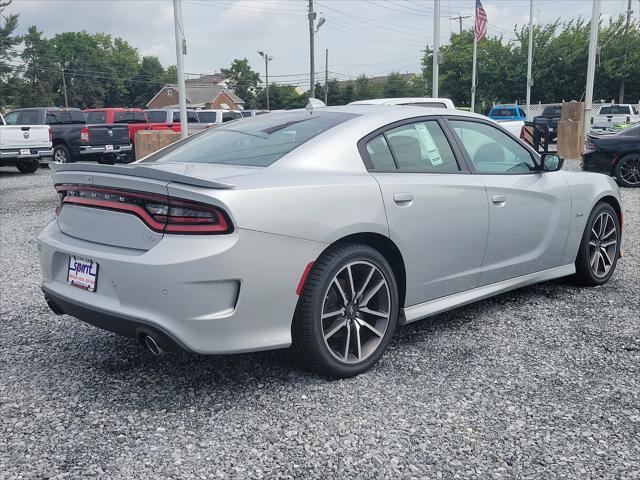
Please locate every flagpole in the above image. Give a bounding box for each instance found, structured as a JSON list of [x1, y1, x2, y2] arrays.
[[471, 33, 477, 112]]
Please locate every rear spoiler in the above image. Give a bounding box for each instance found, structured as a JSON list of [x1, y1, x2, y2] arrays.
[[49, 162, 235, 189]]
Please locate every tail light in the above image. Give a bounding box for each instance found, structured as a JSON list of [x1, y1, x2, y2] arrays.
[[590, 117, 594, 124], [48, 128, 52, 142], [80, 127, 90, 142], [54, 184, 232, 234], [586, 138, 597, 149], [626, 116, 630, 123]]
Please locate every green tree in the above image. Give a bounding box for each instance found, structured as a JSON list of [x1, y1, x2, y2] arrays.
[[353, 74, 371, 100], [128, 56, 167, 107], [20, 26, 55, 106], [221, 58, 261, 109], [383, 72, 409, 97]]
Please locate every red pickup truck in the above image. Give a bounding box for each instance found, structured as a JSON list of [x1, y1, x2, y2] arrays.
[[83, 108, 150, 159]]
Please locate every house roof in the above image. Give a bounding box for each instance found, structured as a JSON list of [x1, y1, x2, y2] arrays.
[[173, 83, 244, 105], [146, 83, 245, 107]]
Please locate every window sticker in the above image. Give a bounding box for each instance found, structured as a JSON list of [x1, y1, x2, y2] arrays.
[[414, 124, 443, 166]]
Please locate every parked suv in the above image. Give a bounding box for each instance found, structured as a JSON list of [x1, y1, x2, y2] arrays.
[[591, 104, 640, 131], [0, 112, 52, 173], [5, 108, 131, 163], [145, 108, 207, 134]]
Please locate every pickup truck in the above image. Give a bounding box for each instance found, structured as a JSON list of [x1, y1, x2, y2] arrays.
[[83, 108, 149, 159], [591, 104, 640, 132], [0, 112, 53, 173], [533, 105, 562, 141], [145, 108, 207, 134], [4, 108, 131, 164]]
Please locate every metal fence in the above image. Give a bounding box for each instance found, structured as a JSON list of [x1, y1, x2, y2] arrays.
[[517, 102, 640, 121]]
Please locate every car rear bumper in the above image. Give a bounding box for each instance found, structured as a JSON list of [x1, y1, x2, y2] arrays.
[[38, 219, 326, 354], [79, 144, 132, 155], [0, 147, 53, 163]]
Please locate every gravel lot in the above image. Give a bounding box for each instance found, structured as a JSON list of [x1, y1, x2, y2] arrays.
[[1, 163, 638, 479]]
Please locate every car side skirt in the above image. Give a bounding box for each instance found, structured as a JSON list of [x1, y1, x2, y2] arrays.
[[403, 264, 576, 324]]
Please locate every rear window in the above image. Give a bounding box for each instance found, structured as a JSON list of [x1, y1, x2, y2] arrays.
[[142, 111, 356, 167], [600, 106, 631, 115], [543, 106, 562, 116], [114, 111, 146, 123], [222, 112, 237, 122], [86, 111, 107, 124], [196, 111, 218, 123], [146, 111, 167, 123], [490, 108, 517, 117], [46, 110, 85, 124]]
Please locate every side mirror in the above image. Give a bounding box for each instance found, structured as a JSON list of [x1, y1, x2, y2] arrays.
[[541, 153, 563, 172]]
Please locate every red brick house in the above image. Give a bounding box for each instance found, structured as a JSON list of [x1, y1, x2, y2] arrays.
[[146, 83, 245, 110]]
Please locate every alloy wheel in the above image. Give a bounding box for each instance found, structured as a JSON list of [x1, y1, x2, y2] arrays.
[[588, 211, 618, 278], [619, 156, 640, 186], [321, 261, 391, 364], [54, 148, 67, 163]]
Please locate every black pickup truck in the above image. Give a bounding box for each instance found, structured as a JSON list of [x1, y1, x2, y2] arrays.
[[532, 105, 562, 141], [5, 108, 131, 164]]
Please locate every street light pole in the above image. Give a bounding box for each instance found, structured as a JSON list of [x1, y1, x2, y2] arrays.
[[584, 0, 601, 137], [308, 0, 316, 98], [432, 0, 440, 98], [258, 51, 273, 110], [526, 0, 534, 119], [173, 0, 188, 139]]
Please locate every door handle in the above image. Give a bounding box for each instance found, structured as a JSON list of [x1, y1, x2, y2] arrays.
[[393, 193, 414, 206], [492, 194, 507, 206]]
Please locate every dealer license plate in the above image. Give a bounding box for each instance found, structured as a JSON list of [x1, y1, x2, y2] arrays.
[[105, 144, 114, 151], [19, 148, 30, 156], [68, 256, 99, 292]]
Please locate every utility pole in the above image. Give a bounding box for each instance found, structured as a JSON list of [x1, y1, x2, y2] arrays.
[[173, 0, 188, 139], [432, 0, 440, 98], [324, 49, 328, 104], [258, 51, 273, 110], [60, 64, 68, 108], [619, 0, 633, 103], [526, 0, 534, 119], [307, 0, 325, 98], [308, 0, 316, 98], [584, 0, 601, 137], [450, 13, 471, 36]]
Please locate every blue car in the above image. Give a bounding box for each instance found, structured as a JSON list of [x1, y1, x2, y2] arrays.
[[488, 105, 527, 121]]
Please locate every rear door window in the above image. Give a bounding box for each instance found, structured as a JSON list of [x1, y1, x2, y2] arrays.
[[384, 121, 459, 172], [365, 135, 396, 170]]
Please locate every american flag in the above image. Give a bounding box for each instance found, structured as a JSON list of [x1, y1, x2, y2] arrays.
[[475, 0, 488, 42]]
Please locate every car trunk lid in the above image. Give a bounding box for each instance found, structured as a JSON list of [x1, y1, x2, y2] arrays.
[[87, 124, 130, 145]]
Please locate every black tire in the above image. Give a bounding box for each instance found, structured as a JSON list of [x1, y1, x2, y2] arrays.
[[573, 202, 621, 286], [292, 243, 399, 378], [16, 160, 38, 174], [614, 154, 640, 188], [53, 144, 72, 163]]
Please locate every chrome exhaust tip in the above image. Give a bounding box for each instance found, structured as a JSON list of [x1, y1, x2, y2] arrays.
[[143, 335, 164, 356]]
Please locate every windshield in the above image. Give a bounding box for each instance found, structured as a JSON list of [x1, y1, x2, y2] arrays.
[[142, 111, 356, 167], [600, 106, 630, 115]]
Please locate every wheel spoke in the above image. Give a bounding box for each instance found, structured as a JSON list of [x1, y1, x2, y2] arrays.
[[590, 250, 599, 269], [333, 278, 348, 306], [589, 239, 598, 247], [347, 265, 356, 301], [601, 239, 617, 248], [324, 318, 346, 340], [602, 227, 616, 240], [360, 307, 389, 319], [357, 319, 384, 338], [596, 251, 604, 274], [355, 266, 375, 302], [600, 247, 613, 267], [322, 308, 344, 320], [360, 279, 385, 307], [354, 321, 362, 360], [343, 323, 351, 360]]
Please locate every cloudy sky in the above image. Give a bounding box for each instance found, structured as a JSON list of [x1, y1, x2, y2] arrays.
[[9, 0, 634, 87]]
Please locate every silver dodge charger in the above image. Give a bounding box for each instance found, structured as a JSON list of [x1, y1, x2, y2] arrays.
[[39, 104, 623, 377]]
